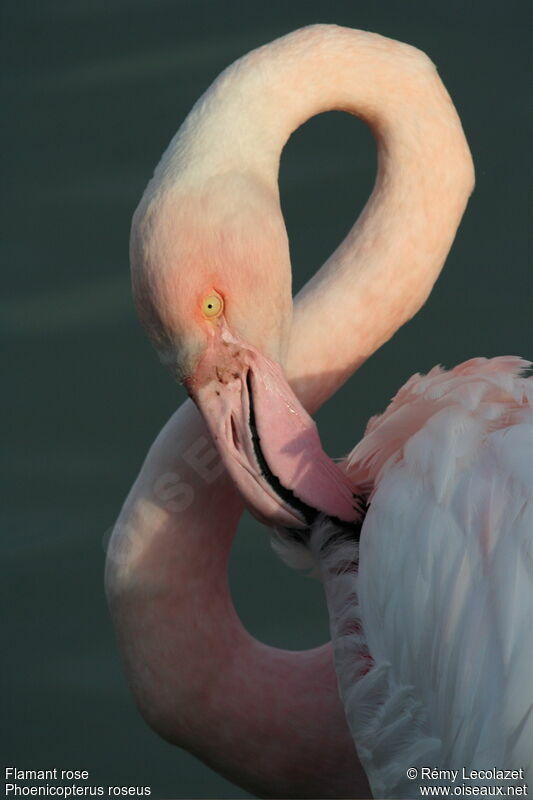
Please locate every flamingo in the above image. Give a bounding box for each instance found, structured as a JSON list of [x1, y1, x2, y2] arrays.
[[106, 25, 533, 799]]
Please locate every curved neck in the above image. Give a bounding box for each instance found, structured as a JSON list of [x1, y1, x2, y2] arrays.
[[110, 25, 475, 797], [163, 24, 474, 411], [107, 400, 366, 798]]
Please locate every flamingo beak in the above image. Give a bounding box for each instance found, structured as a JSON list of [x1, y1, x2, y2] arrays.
[[186, 325, 360, 531]]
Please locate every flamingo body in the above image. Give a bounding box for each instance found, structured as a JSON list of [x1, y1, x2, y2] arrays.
[[288, 357, 532, 797], [107, 25, 533, 799]]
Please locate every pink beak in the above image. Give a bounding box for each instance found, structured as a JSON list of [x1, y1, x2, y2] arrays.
[[187, 324, 361, 531]]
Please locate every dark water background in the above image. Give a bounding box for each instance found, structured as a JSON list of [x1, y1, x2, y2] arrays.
[[2, 1, 530, 798]]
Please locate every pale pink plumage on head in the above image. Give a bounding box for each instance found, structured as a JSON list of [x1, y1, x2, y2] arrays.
[[106, 25, 532, 799]]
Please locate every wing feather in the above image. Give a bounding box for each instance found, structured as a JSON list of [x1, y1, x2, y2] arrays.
[[310, 357, 532, 797]]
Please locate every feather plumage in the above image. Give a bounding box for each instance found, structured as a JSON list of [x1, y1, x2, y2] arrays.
[[276, 357, 533, 797]]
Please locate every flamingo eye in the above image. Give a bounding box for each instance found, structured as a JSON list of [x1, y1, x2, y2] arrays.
[[201, 292, 224, 319]]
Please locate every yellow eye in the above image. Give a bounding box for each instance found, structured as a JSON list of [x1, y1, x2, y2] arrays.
[[201, 292, 224, 319]]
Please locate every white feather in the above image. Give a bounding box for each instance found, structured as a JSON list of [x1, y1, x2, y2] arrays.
[[275, 357, 533, 797]]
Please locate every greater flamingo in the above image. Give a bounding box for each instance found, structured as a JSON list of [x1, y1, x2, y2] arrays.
[[106, 25, 532, 798]]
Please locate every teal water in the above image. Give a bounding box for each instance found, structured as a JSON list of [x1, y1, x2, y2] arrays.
[[2, 2, 530, 798]]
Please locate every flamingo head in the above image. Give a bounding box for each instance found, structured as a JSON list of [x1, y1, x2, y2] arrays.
[[131, 174, 359, 530]]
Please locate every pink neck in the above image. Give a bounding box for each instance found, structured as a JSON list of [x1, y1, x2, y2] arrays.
[[162, 25, 473, 412], [110, 25, 475, 796], [106, 400, 366, 797]]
